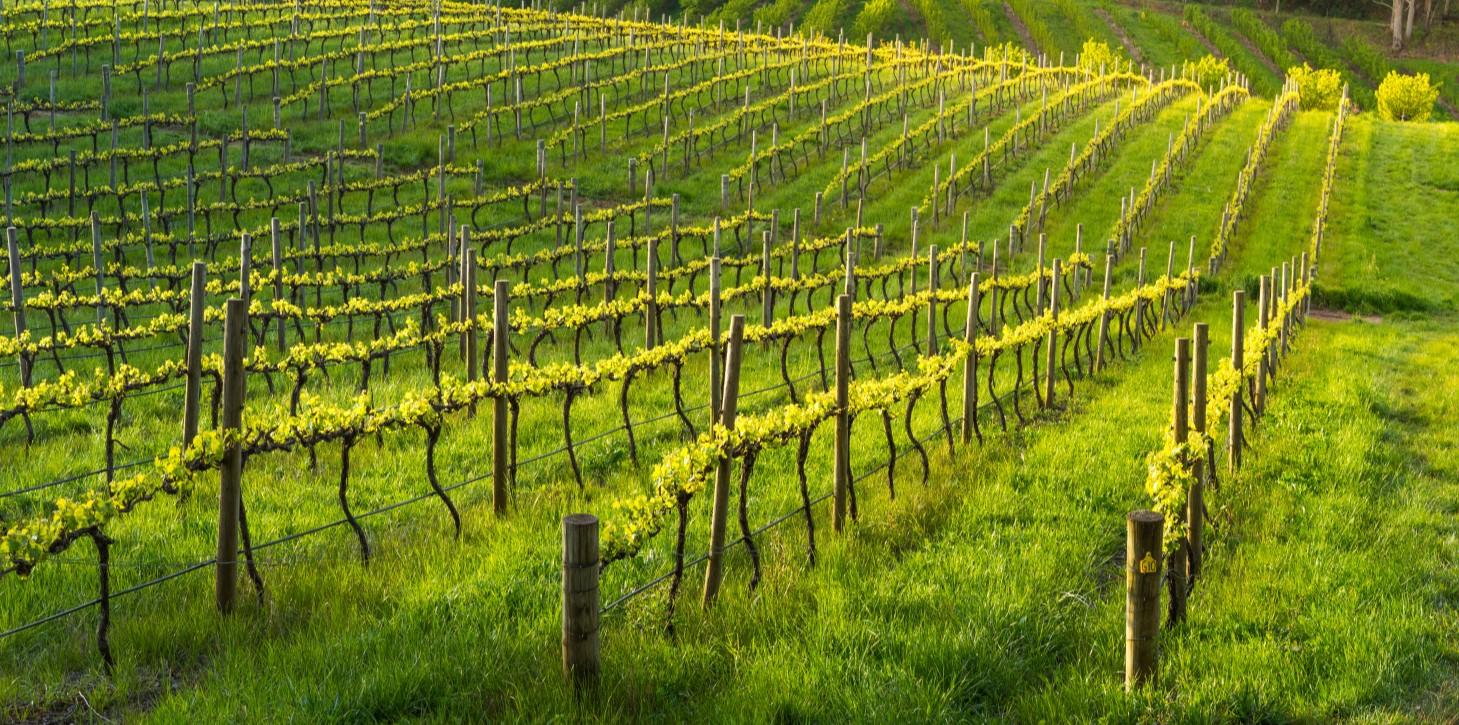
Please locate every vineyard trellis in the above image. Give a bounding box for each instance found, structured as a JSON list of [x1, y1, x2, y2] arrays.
[[0, 0, 1343, 701]]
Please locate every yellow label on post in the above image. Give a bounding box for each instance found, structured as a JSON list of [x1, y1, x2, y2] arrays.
[[1138, 552, 1157, 574]]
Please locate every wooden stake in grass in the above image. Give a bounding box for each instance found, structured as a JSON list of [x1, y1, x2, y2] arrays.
[[833, 294, 851, 533], [709, 256, 723, 427], [1255, 276, 1269, 414], [1229, 289, 1245, 472], [90, 211, 104, 324], [703, 315, 745, 606], [1188, 323, 1208, 587], [926, 245, 939, 353], [960, 272, 981, 444], [1125, 509, 1163, 690], [491, 277, 511, 514], [646, 238, 659, 348], [270, 218, 285, 350], [183, 262, 206, 446], [561, 513, 600, 688], [1045, 258, 1061, 407], [1168, 337, 1190, 625], [1095, 252, 1113, 371], [215, 298, 248, 615], [5, 227, 27, 386]]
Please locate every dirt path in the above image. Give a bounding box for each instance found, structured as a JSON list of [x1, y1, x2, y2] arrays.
[[1092, 6, 1145, 66], [1001, 2, 1041, 58]]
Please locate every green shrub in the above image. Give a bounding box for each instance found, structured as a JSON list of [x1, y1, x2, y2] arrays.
[[912, 0, 949, 45], [752, 0, 800, 31], [852, 0, 897, 40], [800, 0, 852, 37], [987, 40, 1033, 65], [1282, 18, 1373, 109], [1182, 54, 1232, 92], [1078, 39, 1123, 73], [1288, 64, 1344, 110], [1377, 71, 1439, 121]]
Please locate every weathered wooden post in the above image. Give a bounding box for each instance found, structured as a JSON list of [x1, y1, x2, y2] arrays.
[[1045, 258, 1061, 406], [960, 272, 981, 444], [709, 256, 723, 427], [492, 279, 510, 514], [760, 231, 773, 327], [6, 227, 27, 385], [91, 211, 104, 324], [1125, 509, 1163, 689], [465, 251, 479, 415], [270, 218, 285, 350], [1255, 276, 1269, 413], [561, 513, 600, 687], [1095, 252, 1113, 371], [1132, 247, 1147, 350], [926, 244, 939, 352], [215, 298, 248, 614], [645, 238, 659, 348], [1229, 289, 1245, 472], [1169, 337, 1190, 624], [183, 262, 206, 446], [702, 314, 745, 606], [1189, 322, 1208, 587], [833, 294, 851, 532]]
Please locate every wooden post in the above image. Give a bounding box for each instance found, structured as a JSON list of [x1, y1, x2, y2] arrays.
[[1095, 253, 1113, 371], [960, 272, 980, 443], [91, 211, 104, 324], [1125, 509, 1163, 690], [1132, 248, 1146, 350], [760, 231, 773, 326], [215, 298, 248, 614], [1169, 337, 1190, 624], [1255, 276, 1269, 413], [833, 294, 851, 533], [465, 251, 479, 410], [1229, 290, 1245, 472], [183, 262, 206, 446], [702, 315, 745, 606], [270, 218, 285, 350], [645, 238, 659, 348], [1189, 322, 1208, 587], [5, 227, 27, 386], [493, 279, 510, 515], [1044, 259, 1061, 406], [926, 245, 939, 352], [561, 513, 600, 687], [709, 257, 722, 427]]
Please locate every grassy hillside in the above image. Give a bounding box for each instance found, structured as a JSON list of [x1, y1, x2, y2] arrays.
[[0, 0, 1456, 721]]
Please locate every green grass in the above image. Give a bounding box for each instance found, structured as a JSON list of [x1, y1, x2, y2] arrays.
[[4, 2, 1459, 720], [1321, 115, 1459, 313]]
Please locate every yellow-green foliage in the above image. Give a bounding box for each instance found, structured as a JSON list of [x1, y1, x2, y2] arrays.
[[1288, 64, 1344, 111], [987, 40, 1032, 65], [1377, 71, 1439, 122], [800, 0, 852, 36], [1078, 39, 1123, 73], [852, 0, 897, 39], [1182, 54, 1231, 92]]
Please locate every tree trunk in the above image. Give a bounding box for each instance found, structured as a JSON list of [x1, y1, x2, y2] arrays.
[[1406, 0, 1417, 41], [1392, 0, 1406, 50]]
